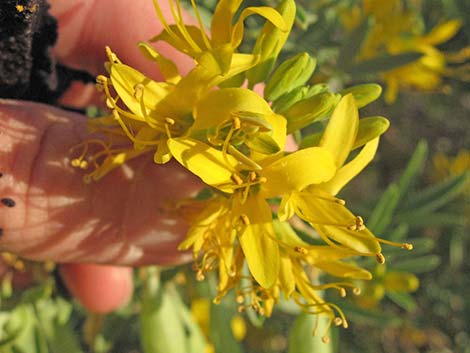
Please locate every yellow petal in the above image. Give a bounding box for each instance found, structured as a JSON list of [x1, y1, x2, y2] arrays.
[[316, 224, 381, 254], [192, 88, 273, 131], [154, 140, 172, 164], [421, 20, 462, 46], [261, 147, 336, 197], [319, 94, 359, 167], [236, 196, 280, 288], [109, 63, 172, 119], [279, 252, 295, 298], [167, 137, 238, 192], [316, 260, 372, 280], [211, 0, 243, 47], [232, 6, 288, 49], [138, 42, 181, 84], [320, 138, 379, 195]]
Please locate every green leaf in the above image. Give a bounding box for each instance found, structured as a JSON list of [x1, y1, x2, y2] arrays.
[[209, 299, 243, 353], [139, 268, 187, 353], [386, 291, 417, 312], [367, 184, 400, 234], [288, 313, 335, 353], [396, 140, 428, 200], [340, 301, 402, 327], [388, 255, 441, 273], [387, 224, 409, 242], [350, 52, 423, 76], [338, 19, 370, 67], [398, 172, 469, 217], [340, 84, 382, 108], [398, 212, 468, 228]]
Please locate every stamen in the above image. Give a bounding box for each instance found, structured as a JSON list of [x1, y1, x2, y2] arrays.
[[190, 0, 212, 50], [294, 246, 308, 255], [232, 116, 241, 130], [228, 145, 262, 171], [231, 174, 244, 186], [240, 214, 250, 226], [353, 287, 361, 295], [376, 253, 385, 264], [105, 46, 120, 64], [377, 238, 413, 250]]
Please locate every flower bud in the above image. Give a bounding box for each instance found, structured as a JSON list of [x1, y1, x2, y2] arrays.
[[265, 52, 317, 101]]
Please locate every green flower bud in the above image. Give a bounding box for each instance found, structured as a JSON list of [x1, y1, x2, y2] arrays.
[[284, 92, 338, 133], [384, 272, 419, 292], [340, 83, 383, 108], [265, 52, 317, 102], [246, 0, 296, 86]]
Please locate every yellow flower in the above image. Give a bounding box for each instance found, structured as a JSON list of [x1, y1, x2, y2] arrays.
[[342, 1, 470, 103], [150, 0, 292, 75], [170, 94, 408, 340], [70, 0, 294, 182]]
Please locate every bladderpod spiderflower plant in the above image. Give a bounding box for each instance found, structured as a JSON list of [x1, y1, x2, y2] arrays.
[[71, 0, 413, 342]]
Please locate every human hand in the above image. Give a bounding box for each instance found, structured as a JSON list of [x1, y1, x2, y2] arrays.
[[0, 0, 198, 312]]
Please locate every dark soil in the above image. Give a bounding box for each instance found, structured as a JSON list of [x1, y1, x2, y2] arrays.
[[0, 0, 94, 104]]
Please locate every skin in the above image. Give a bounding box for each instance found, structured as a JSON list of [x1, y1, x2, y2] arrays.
[[0, 0, 199, 312]]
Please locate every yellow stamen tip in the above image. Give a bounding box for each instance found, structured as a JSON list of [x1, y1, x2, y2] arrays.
[[403, 243, 413, 250], [353, 287, 361, 296], [322, 336, 330, 344], [240, 214, 250, 226], [334, 317, 343, 326], [294, 246, 308, 255], [376, 253, 386, 264], [165, 117, 176, 125], [71, 159, 81, 167]]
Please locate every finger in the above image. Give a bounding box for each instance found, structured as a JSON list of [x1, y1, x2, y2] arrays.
[[60, 263, 133, 313], [0, 99, 200, 266], [49, 0, 194, 77]]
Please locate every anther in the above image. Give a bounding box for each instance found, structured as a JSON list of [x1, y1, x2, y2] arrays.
[[231, 174, 244, 186], [248, 171, 257, 182], [333, 317, 343, 326], [232, 116, 241, 130], [165, 117, 176, 125], [402, 243, 413, 250], [353, 287, 361, 296], [71, 159, 81, 167], [237, 306, 245, 313], [196, 272, 205, 281], [376, 253, 385, 264], [339, 288, 346, 297], [213, 296, 221, 305], [133, 83, 144, 99], [258, 177, 267, 183], [294, 246, 308, 255], [236, 295, 245, 304], [240, 214, 250, 226], [79, 160, 89, 169], [335, 198, 346, 205], [322, 336, 330, 344]]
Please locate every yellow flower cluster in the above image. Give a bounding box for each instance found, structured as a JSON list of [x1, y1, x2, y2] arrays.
[[341, 0, 470, 103], [71, 0, 411, 341]]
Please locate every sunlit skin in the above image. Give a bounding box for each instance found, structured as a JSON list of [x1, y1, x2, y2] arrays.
[[0, 0, 199, 312]]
